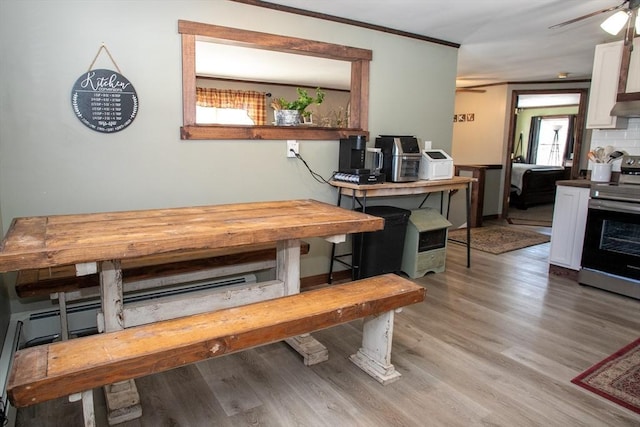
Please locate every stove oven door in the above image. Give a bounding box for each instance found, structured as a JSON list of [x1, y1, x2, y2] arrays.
[[581, 198, 640, 280]]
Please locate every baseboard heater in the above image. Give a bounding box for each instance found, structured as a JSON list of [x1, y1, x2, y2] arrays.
[[19, 274, 257, 348]]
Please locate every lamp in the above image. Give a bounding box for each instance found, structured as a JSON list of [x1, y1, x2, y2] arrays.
[[600, 10, 631, 35]]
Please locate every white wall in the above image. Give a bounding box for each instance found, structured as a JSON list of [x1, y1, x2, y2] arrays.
[[0, 0, 458, 313]]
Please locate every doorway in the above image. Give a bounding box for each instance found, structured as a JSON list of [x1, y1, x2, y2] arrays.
[[502, 89, 588, 221]]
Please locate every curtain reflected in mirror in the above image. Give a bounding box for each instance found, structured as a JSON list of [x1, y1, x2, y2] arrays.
[[196, 88, 266, 125]]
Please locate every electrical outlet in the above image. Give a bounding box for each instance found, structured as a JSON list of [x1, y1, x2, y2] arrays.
[[287, 140, 299, 158]]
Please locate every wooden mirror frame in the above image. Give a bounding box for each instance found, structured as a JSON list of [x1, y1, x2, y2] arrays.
[[179, 20, 372, 140]]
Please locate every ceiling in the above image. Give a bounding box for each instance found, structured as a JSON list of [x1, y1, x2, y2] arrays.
[[233, 0, 631, 88]]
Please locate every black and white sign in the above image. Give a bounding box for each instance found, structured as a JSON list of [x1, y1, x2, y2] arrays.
[[71, 68, 138, 133]]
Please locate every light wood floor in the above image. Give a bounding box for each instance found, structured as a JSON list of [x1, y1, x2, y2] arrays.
[[16, 227, 640, 426]]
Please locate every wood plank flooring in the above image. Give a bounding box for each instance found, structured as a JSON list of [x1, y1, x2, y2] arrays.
[[16, 227, 640, 426]]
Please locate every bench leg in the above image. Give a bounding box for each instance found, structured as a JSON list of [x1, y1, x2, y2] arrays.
[[285, 334, 329, 366], [277, 239, 301, 295], [58, 291, 70, 340], [349, 310, 401, 385], [278, 240, 329, 365], [81, 390, 96, 427], [103, 380, 143, 425], [100, 260, 142, 425], [69, 390, 96, 427]]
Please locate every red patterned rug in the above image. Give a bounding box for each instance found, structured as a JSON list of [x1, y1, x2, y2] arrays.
[[571, 338, 640, 414]]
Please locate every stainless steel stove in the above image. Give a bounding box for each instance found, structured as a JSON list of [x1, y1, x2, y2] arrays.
[[580, 155, 640, 299], [590, 155, 640, 202]]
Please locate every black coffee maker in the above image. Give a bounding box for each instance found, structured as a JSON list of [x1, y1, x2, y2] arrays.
[[338, 135, 368, 174], [336, 135, 384, 184]]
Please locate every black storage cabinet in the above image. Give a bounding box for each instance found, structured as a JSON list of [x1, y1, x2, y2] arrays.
[[352, 206, 411, 279]]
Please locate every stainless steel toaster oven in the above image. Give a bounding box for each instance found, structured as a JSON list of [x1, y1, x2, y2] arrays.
[[375, 135, 421, 182]]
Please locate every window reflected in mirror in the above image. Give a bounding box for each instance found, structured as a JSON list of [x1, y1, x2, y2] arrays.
[[196, 105, 255, 125]]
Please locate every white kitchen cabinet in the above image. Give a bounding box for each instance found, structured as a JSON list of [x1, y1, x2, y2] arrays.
[[586, 38, 639, 129], [549, 184, 590, 270]]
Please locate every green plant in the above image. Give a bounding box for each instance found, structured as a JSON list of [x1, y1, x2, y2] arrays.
[[271, 87, 325, 118]]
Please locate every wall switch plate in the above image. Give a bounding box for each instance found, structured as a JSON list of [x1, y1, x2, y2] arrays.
[[287, 140, 299, 158]]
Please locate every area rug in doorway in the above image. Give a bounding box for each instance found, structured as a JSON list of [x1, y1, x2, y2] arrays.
[[571, 338, 640, 415], [448, 225, 550, 254], [507, 203, 554, 227]]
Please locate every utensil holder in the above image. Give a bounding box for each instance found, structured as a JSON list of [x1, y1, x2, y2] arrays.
[[591, 162, 612, 182]]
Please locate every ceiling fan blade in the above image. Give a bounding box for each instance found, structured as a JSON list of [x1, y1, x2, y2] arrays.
[[549, 1, 628, 29]]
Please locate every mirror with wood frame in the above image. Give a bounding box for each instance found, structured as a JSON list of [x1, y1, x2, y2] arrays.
[[179, 20, 372, 140]]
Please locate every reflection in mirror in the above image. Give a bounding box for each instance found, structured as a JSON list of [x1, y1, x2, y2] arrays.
[[195, 86, 266, 125], [179, 20, 372, 140], [195, 42, 352, 126], [196, 42, 351, 89], [195, 78, 351, 127]]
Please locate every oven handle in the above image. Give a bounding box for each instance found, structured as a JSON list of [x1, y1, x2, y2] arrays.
[[589, 198, 640, 214]]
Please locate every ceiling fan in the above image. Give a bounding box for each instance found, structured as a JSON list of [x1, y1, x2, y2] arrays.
[[549, 0, 639, 39]]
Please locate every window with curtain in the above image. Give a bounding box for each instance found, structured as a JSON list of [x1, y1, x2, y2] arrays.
[[196, 88, 267, 125], [526, 115, 575, 166]]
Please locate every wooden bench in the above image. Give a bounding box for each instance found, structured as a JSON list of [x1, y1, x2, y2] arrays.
[[15, 242, 310, 338], [7, 274, 425, 427]]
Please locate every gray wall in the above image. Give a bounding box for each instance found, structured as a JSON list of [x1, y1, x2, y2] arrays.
[[0, 0, 458, 314], [0, 187, 7, 346]]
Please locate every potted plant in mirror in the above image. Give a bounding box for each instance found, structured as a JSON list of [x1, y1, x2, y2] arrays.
[[271, 87, 325, 126]]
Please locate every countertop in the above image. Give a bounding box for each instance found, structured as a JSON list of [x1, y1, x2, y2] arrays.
[[556, 179, 592, 189]]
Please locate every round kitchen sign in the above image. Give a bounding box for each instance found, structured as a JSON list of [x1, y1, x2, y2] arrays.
[[71, 68, 138, 133]]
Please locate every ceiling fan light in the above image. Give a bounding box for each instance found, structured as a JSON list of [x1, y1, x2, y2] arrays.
[[600, 10, 630, 35]]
